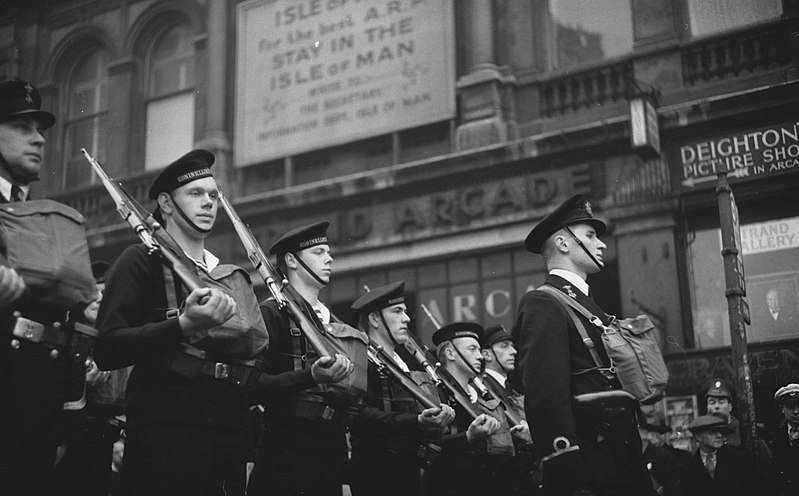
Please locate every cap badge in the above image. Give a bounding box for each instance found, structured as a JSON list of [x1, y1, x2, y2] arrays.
[[715, 381, 722, 388], [24, 83, 34, 105], [583, 200, 593, 216]]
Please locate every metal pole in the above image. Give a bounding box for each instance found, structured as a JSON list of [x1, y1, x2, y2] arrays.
[[715, 172, 759, 463]]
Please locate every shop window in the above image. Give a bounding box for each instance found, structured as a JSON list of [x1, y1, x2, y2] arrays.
[[687, 0, 782, 38], [144, 23, 196, 170], [63, 50, 108, 189], [549, 0, 633, 70], [688, 215, 799, 349]]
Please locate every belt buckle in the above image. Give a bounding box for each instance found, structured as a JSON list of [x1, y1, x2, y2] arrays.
[[321, 405, 336, 421], [12, 316, 45, 343], [214, 362, 230, 380]]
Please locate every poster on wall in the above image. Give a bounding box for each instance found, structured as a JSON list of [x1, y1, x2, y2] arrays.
[[236, 0, 456, 166]]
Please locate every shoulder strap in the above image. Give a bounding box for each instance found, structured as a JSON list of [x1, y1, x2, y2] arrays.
[[537, 285, 615, 380], [162, 265, 185, 316]]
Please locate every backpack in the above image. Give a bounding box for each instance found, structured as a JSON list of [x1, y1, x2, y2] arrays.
[[0, 199, 95, 309], [164, 264, 269, 359], [537, 285, 669, 404]]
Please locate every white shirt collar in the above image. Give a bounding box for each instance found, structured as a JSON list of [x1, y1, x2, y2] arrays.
[[485, 368, 507, 388], [549, 268, 590, 296], [187, 249, 219, 273], [0, 176, 29, 202]]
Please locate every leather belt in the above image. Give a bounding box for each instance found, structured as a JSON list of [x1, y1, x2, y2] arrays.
[[165, 343, 261, 388], [9, 311, 97, 362], [294, 394, 359, 427]]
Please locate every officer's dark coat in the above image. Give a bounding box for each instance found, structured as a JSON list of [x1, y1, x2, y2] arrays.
[[769, 421, 799, 496], [643, 442, 687, 496], [512, 274, 651, 496], [1, 192, 86, 495]]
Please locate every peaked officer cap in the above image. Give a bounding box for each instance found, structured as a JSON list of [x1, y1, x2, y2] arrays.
[[525, 194, 606, 254], [775, 383, 799, 405], [148, 149, 215, 200], [0, 80, 55, 130], [689, 415, 733, 434], [481, 325, 513, 349], [269, 221, 330, 256], [432, 322, 483, 348], [351, 280, 405, 314], [706, 379, 733, 399]]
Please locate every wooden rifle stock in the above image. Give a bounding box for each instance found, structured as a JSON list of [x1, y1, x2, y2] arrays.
[[218, 193, 339, 358], [366, 339, 439, 410], [81, 148, 204, 293]]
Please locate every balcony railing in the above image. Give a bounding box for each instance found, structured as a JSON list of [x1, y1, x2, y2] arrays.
[[539, 62, 634, 117], [682, 20, 793, 85]]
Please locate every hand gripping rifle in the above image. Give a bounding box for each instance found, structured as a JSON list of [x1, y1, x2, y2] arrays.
[[81, 149, 205, 293], [217, 193, 341, 359], [366, 338, 439, 409], [413, 304, 481, 419]]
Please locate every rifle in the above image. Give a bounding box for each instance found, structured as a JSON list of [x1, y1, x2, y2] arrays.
[[217, 193, 340, 359], [411, 305, 481, 419], [366, 338, 439, 410], [81, 149, 205, 293], [418, 304, 524, 425]]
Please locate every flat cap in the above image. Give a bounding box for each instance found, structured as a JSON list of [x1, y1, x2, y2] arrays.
[[481, 324, 513, 349], [0, 80, 55, 130], [148, 149, 215, 199], [269, 221, 330, 256], [351, 280, 405, 314], [525, 194, 606, 254], [775, 383, 799, 404], [706, 379, 732, 399], [689, 414, 733, 434], [432, 322, 483, 348]]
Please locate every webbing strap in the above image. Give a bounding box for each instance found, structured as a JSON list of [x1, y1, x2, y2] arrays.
[[162, 265, 183, 318], [537, 286, 615, 380]]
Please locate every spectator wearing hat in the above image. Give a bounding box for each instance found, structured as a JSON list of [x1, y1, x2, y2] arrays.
[[769, 383, 799, 496], [0, 79, 92, 496], [94, 149, 261, 495], [705, 380, 742, 448], [247, 220, 357, 496], [683, 415, 753, 496], [348, 280, 455, 496], [638, 412, 686, 496], [421, 322, 505, 496], [512, 194, 652, 496]]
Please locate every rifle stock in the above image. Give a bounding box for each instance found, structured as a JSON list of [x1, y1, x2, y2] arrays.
[[470, 374, 523, 427], [366, 339, 439, 410], [81, 149, 204, 293], [217, 193, 340, 359]]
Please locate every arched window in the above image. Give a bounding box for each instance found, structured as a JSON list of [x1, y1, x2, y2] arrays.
[[145, 23, 196, 170], [64, 50, 108, 188]]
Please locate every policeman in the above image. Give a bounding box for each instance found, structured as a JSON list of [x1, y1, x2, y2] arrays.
[[95, 150, 262, 495], [512, 194, 652, 496], [349, 280, 455, 496], [769, 383, 799, 495], [248, 220, 356, 496], [0, 79, 94, 496], [704, 379, 741, 447], [421, 321, 504, 496]]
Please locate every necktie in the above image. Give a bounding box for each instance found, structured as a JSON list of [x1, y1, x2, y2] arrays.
[[789, 425, 799, 444], [10, 185, 24, 202], [704, 452, 716, 478]]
